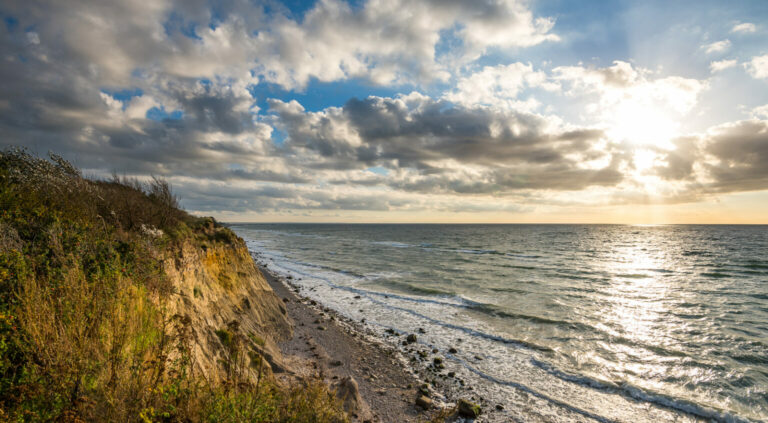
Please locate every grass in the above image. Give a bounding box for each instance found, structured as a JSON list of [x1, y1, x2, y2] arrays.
[[0, 148, 347, 422]]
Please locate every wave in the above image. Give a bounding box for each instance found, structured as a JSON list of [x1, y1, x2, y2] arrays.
[[260, 248, 710, 362], [742, 263, 768, 270], [380, 279, 456, 297], [469, 303, 591, 330], [615, 273, 652, 279], [370, 241, 413, 248], [498, 263, 538, 270], [506, 253, 542, 259], [457, 248, 503, 255], [530, 359, 754, 423], [457, 360, 620, 423], [235, 227, 330, 240]]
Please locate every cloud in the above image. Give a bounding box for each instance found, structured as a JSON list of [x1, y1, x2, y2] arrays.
[[709, 59, 738, 73], [251, 0, 559, 89], [701, 39, 731, 55], [1, 0, 766, 218], [444, 62, 558, 110], [654, 136, 699, 181], [745, 54, 768, 79], [753, 104, 768, 119], [731, 22, 757, 33], [702, 119, 768, 193], [553, 61, 707, 144], [1, 0, 557, 91], [270, 92, 620, 194]]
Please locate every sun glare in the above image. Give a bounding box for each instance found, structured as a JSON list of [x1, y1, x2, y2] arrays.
[[607, 100, 678, 149]]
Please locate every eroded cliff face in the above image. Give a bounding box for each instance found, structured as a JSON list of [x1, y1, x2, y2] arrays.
[[162, 233, 292, 384]]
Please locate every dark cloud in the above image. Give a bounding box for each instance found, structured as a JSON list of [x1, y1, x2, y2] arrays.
[[272, 94, 620, 193], [175, 182, 405, 213], [703, 120, 768, 192], [655, 136, 698, 181]]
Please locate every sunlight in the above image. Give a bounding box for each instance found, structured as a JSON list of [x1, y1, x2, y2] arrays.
[[602, 241, 672, 355], [633, 149, 658, 171], [606, 100, 678, 148]]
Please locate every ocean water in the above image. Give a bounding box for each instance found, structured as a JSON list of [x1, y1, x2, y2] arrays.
[[230, 224, 768, 422]]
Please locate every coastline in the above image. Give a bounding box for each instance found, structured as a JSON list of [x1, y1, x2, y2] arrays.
[[240, 222, 765, 423], [258, 263, 434, 422]]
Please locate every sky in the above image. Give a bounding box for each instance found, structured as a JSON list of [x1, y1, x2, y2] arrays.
[[1, 0, 767, 224]]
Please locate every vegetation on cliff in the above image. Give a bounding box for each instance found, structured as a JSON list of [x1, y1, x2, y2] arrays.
[[0, 148, 346, 422]]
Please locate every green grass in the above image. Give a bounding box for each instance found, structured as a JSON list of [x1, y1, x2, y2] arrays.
[[0, 148, 347, 422]]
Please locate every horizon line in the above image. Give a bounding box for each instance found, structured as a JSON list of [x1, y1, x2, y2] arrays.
[[219, 221, 768, 225]]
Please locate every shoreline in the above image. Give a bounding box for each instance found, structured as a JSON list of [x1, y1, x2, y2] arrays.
[[237, 226, 760, 423], [259, 263, 438, 422]]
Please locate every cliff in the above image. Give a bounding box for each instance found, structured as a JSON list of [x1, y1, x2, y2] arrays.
[[0, 149, 346, 422], [163, 226, 292, 382]]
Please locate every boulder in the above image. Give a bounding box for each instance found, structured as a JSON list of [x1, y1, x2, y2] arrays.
[[415, 395, 433, 410], [334, 376, 373, 422], [458, 399, 481, 418]]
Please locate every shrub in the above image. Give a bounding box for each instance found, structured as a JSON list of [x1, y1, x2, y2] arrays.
[[0, 148, 347, 422]]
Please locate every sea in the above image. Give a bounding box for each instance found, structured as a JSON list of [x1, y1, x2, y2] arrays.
[[229, 224, 768, 423]]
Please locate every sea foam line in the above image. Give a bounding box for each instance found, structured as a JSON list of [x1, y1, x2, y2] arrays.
[[530, 359, 754, 423]]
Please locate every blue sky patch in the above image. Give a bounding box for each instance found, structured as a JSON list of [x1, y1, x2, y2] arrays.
[[146, 107, 183, 121], [366, 166, 389, 175], [250, 78, 414, 113], [3, 15, 18, 32]]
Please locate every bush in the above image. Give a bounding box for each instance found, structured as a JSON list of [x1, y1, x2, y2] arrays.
[[0, 148, 347, 422]]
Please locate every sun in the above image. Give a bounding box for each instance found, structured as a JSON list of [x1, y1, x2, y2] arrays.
[[605, 100, 679, 149]]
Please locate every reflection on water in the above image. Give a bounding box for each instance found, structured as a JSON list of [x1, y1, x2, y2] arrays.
[[231, 224, 768, 422]]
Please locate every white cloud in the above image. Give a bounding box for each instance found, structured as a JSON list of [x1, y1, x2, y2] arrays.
[[3, 0, 557, 91], [251, 0, 560, 89], [731, 22, 757, 33], [554, 61, 706, 114], [752, 104, 768, 119], [709, 59, 738, 73], [745, 54, 768, 79], [701, 39, 731, 55], [444, 63, 557, 110], [26, 32, 40, 45], [553, 61, 707, 145]]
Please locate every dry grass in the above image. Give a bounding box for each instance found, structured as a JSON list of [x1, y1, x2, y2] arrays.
[[0, 148, 347, 422]]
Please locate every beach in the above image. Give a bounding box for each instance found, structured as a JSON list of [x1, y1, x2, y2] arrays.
[[261, 265, 446, 422]]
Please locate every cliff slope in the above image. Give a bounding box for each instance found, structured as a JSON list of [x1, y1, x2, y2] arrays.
[[0, 149, 344, 422], [163, 224, 292, 383]]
